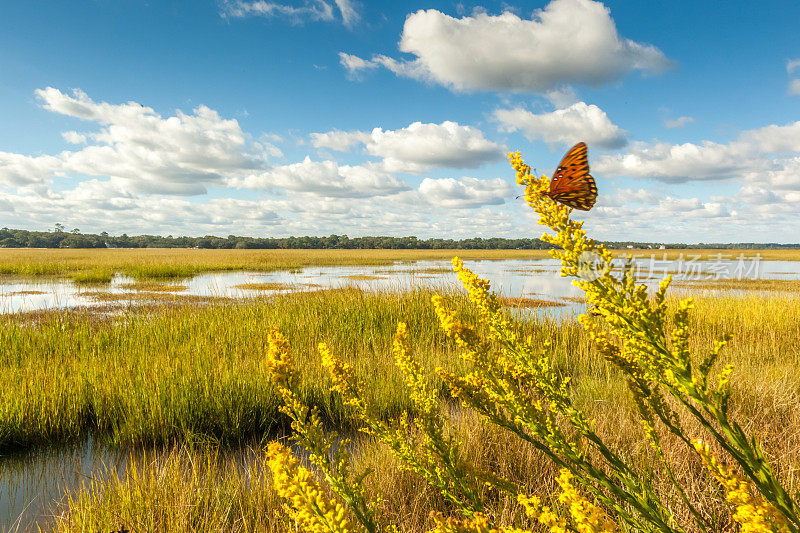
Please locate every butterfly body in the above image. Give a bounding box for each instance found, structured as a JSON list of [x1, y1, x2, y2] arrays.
[[547, 142, 597, 211]]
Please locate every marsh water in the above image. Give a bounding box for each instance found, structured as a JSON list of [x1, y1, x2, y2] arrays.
[[1, 257, 798, 530], [1, 257, 798, 318]]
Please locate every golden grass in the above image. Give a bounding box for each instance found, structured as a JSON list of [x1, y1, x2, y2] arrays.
[[6, 290, 800, 531], [673, 278, 800, 292], [498, 296, 567, 308], [0, 248, 796, 282]]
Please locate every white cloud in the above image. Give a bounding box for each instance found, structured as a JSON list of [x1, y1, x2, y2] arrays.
[[230, 156, 410, 198], [61, 131, 88, 144], [311, 121, 505, 173], [366, 121, 505, 173], [544, 86, 579, 108], [333, 0, 359, 27], [596, 187, 659, 207], [0, 152, 64, 187], [787, 59, 800, 96], [664, 116, 694, 129], [417, 176, 512, 208], [493, 102, 627, 149], [736, 185, 779, 205], [742, 157, 800, 190], [309, 129, 370, 151], [0, 88, 272, 195], [220, 0, 358, 27], [338, 53, 379, 79], [341, 0, 673, 93], [596, 121, 800, 184]]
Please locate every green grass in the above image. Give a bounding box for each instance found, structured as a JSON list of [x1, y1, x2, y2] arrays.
[[68, 268, 115, 284], [0, 288, 479, 450]]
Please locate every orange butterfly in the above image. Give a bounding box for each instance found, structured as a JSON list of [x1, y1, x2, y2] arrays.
[[547, 142, 597, 211]]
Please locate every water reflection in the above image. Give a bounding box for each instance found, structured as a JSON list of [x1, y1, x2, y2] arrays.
[[0, 259, 797, 317], [0, 439, 133, 532]]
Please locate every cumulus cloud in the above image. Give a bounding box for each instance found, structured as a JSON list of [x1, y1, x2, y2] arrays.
[[220, 0, 359, 27], [310, 121, 505, 173], [309, 129, 370, 151], [341, 0, 673, 93], [417, 176, 512, 208], [596, 120, 800, 185], [0, 152, 65, 187], [61, 131, 88, 144], [493, 102, 627, 149], [229, 156, 410, 197], [787, 59, 800, 95], [664, 116, 694, 129], [0, 88, 272, 195]]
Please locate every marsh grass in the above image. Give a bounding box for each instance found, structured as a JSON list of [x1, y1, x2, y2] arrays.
[[345, 274, 386, 281], [4, 290, 800, 531], [68, 268, 114, 284], [673, 278, 800, 292], [0, 248, 795, 282], [234, 282, 293, 291], [119, 282, 188, 292], [3, 290, 797, 452], [0, 288, 476, 450], [498, 296, 567, 308]]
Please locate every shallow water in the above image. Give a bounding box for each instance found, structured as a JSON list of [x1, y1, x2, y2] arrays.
[[0, 439, 133, 532], [0, 258, 797, 319]]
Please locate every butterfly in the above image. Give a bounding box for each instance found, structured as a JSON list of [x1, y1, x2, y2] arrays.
[[547, 142, 598, 211]]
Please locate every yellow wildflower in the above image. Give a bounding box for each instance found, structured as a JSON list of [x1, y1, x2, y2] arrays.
[[692, 440, 790, 532], [266, 441, 352, 533], [429, 512, 529, 533]]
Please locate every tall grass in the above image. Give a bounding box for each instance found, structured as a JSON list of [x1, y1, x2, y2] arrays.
[[2, 291, 798, 452], [0, 289, 477, 449]]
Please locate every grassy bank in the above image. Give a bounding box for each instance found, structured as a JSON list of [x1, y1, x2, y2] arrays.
[[0, 247, 796, 282], [3, 289, 798, 451], [38, 290, 800, 531], [0, 288, 479, 449]]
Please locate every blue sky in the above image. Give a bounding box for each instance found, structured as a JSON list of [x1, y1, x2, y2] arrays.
[[1, 0, 799, 242]]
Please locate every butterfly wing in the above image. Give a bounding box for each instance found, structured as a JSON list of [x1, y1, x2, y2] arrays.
[[548, 142, 598, 211]]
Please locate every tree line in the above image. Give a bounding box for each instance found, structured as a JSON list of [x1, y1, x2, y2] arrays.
[[0, 226, 797, 250]]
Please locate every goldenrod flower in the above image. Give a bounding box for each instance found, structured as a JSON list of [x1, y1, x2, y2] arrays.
[[267, 441, 351, 533], [430, 512, 529, 533], [692, 440, 790, 533]]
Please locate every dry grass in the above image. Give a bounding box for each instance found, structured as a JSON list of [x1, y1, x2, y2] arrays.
[[499, 296, 567, 308], [673, 278, 800, 292]]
